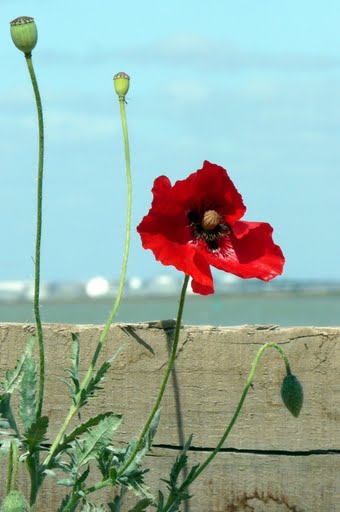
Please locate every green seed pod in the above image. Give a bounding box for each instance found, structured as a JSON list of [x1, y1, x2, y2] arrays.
[[281, 374, 304, 417], [113, 72, 130, 99], [10, 16, 38, 54], [0, 491, 29, 512]]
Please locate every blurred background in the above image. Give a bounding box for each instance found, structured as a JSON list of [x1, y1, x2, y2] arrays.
[[0, 0, 339, 326]]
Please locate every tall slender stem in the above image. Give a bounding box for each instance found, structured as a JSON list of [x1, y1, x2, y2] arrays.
[[42, 94, 133, 470], [117, 274, 190, 477], [79, 97, 132, 388], [25, 53, 45, 419], [5, 442, 14, 495], [12, 441, 18, 492], [63, 275, 190, 509]]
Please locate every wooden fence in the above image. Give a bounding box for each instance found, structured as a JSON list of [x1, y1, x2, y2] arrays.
[[0, 322, 339, 511]]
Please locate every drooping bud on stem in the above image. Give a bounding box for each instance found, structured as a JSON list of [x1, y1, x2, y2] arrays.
[[113, 72, 130, 99], [10, 16, 37, 55]]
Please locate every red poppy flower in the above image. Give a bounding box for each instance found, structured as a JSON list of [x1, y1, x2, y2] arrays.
[[137, 161, 285, 295]]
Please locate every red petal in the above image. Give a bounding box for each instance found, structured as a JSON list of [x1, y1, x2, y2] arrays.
[[137, 176, 214, 291], [191, 252, 214, 295], [203, 221, 285, 281], [172, 161, 246, 223]]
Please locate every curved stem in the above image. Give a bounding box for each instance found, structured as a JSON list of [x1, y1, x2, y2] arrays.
[[185, 342, 291, 485], [42, 95, 132, 470], [117, 274, 190, 477], [25, 53, 45, 419]]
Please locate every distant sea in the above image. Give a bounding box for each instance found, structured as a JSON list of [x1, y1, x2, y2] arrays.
[[1, 293, 339, 327]]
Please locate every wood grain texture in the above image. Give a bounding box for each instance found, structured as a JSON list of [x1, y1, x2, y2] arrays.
[[0, 322, 339, 511]]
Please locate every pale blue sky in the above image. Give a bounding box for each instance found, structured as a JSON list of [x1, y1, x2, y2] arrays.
[[1, 0, 339, 283]]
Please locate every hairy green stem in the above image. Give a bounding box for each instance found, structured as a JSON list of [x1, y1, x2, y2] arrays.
[[117, 274, 190, 477], [25, 53, 45, 420], [79, 97, 132, 389], [12, 441, 18, 492], [172, 342, 291, 501], [5, 442, 14, 495], [62, 275, 190, 510], [26, 454, 39, 506], [42, 95, 132, 471]]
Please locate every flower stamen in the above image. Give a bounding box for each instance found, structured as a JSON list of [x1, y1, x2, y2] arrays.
[[188, 209, 230, 252]]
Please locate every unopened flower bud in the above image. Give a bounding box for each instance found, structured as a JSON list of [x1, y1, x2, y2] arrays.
[[113, 72, 130, 99], [10, 16, 38, 55], [0, 490, 29, 512]]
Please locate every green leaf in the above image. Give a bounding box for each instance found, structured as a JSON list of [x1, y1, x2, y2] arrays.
[[80, 348, 123, 407], [65, 333, 81, 403], [128, 409, 161, 471], [108, 485, 127, 512], [158, 435, 198, 511], [19, 356, 37, 432], [23, 415, 49, 453], [74, 415, 122, 468], [128, 498, 154, 511], [167, 435, 193, 488], [123, 472, 154, 502], [56, 412, 119, 456], [57, 478, 75, 487], [1, 336, 35, 394], [70, 333, 80, 380], [281, 374, 304, 417], [76, 464, 90, 489], [0, 394, 19, 434], [81, 503, 107, 512], [57, 495, 76, 512], [155, 492, 164, 511]]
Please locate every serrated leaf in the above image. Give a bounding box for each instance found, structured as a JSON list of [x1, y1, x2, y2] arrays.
[[81, 503, 107, 512], [155, 491, 164, 511], [158, 435, 198, 512], [123, 472, 154, 502], [281, 374, 304, 417], [181, 463, 199, 488], [65, 333, 81, 403], [108, 485, 127, 511], [19, 356, 37, 432], [55, 412, 119, 458], [57, 478, 75, 487], [0, 393, 19, 434], [128, 409, 161, 472], [75, 415, 122, 468], [0, 438, 14, 456], [57, 495, 74, 512], [80, 347, 123, 407], [1, 336, 35, 394], [43, 469, 57, 477], [70, 333, 80, 379], [167, 434, 193, 487], [128, 497, 154, 511], [76, 464, 90, 487], [23, 415, 49, 453]]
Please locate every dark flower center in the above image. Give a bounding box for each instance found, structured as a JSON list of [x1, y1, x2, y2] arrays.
[[188, 208, 230, 251]]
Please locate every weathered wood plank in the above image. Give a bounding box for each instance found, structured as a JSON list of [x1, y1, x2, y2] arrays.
[[7, 450, 340, 511], [0, 322, 339, 510]]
